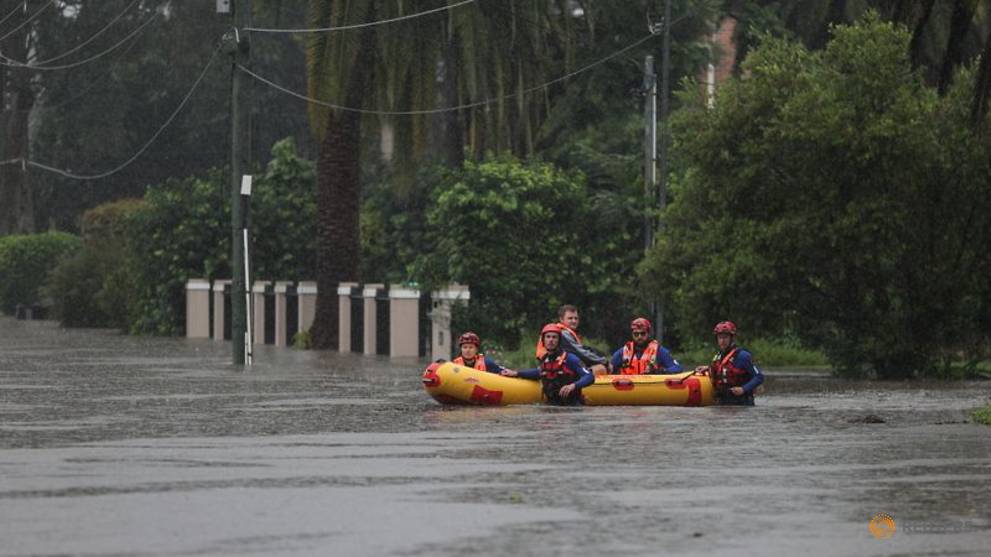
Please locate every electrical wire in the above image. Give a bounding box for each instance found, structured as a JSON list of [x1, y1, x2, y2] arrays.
[[34, 35, 140, 112], [0, 0, 54, 42], [21, 43, 222, 181], [0, 1, 28, 28], [0, 9, 157, 71], [238, 31, 659, 115], [27, 0, 141, 66], [245, 0, 476, 33]]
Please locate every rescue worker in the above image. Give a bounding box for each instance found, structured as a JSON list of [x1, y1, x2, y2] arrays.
[[608, 317, 683, 374], [451, 331, 511, 374], [536, 304, 609, 375], [505, 323, 594, 405], [695, 321, 764, 406]]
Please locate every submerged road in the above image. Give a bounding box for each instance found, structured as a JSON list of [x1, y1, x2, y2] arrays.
[[1, 317, 989, 556]]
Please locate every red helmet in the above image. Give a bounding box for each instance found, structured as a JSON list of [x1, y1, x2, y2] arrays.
[[630, 317, 652, 334], [540, 323, 562, 337], [457, 332, 481, 347], [713, 321, 737, 335]]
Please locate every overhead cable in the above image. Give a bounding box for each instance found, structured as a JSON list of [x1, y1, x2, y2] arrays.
[[0, 10, 157, 71], [245, 0, 475, 33], [238, 32, 659, 115], [27, 0, 142, 66], [0, 0, 54, 42], [20, 43, 222, 181], [0, 2, 28, 28]]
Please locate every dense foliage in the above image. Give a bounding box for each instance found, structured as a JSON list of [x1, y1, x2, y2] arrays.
[[42, 138, 315, 334], [0, 232, 81, 313], [406, 156, 639, 348], [641, 14, 991, 377], [46, 199, 146, 328]]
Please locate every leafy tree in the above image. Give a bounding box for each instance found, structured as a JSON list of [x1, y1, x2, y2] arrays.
[[410, 156, 592, 347], [642, 13, 991, 377], [122, 138, 315, 334]]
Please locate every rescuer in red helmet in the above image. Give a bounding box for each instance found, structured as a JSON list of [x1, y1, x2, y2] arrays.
[[695, 321, 764, 405], [504, 323, 594, 405], [452, 331, 512, 374], [608, 317, 683, 374]]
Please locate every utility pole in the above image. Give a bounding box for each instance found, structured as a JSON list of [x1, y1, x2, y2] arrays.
[[642, 55, 656, 254], [228, 0, 251, 365], [655, 0, 671, 341]]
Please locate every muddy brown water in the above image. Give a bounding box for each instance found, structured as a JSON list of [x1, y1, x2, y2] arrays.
[[1, 318, 989, 556]]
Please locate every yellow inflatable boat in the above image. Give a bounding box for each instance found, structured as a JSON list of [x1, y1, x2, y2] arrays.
[[422, 362, 716, 406]]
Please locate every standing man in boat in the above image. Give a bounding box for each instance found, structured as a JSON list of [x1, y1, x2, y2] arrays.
[[452, 331, 512, 374], [505, 323, 595, 405], [537, 304, 609, 375], [695, 321, 764, 405], [608, 317, 683, 374]]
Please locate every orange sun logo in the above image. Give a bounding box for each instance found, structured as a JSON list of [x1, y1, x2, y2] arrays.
[[869, 513, 896, 539]]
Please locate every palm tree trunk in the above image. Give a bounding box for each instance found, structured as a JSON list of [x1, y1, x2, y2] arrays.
[[309, 106, 362, 350]]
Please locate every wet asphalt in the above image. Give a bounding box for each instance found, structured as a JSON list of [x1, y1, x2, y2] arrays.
[[1, 317, 989, 556]]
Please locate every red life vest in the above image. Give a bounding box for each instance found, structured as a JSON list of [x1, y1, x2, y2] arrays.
[[535, 323, 582, 359], [711, 347, 748, 391], [453, 355, 487, 371], [619, 340, 659, 374], [539, 351, 574, 380]]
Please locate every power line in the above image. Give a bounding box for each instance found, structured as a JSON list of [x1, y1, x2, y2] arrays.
[[26, 0, 141, 66], [245, 0, 476, 33], [238, 31, 659, 115], [0, 9, 158, 71], [0, 2, 28, 28], [0, 0, 53, 42], [19, 43, 222, 181], [35, 35, 140, 112]]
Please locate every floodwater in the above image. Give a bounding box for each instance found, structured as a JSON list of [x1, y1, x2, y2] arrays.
[[1, 318, 989, 557]]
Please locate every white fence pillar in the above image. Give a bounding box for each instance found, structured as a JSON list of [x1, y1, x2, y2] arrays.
[[430, 284, 470, 361], [362, 284, 385, 355], [185, 279, 211, 338], [389, 285, 420, 357]]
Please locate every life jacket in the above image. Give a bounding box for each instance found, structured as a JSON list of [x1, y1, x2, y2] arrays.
[[453, 355, 487, 372], [535, 323, 582, 359], [711, 347, 749, 392], [539, 351, 579, 404], [619, 340, 659, 374]]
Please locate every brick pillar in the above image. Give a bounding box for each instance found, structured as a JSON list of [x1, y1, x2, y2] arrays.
[[252, 281, 269, 345], [296, 281, 317, 336], [430, 284, 470, 361], [362, 284, 384, 355], [185, 279, 211, 338], [388, 285, 420, 357], [212, 279, 231, 340], [337, 282, 359, 352], [273, 281, 293, 347]]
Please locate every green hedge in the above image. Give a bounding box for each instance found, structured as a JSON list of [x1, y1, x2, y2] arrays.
[[46, 199, 146, 328], [0, 232, 81, 313]]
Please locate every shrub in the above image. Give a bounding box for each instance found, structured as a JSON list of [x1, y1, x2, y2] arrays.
[[0, 232, 81, 313], [46, 199, 145, 328], [411, 155, 593, 347], [127, 137, 315, 335]]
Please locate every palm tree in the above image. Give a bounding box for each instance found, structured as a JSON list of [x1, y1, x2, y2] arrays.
[[303, 0, 579, 349]]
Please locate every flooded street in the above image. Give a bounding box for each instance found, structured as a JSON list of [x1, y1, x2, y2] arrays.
[[2, 317, 990, 556]]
